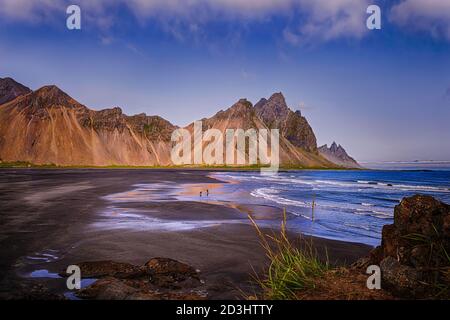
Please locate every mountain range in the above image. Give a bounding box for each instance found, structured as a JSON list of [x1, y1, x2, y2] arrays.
[[318, 142, 361, 168], [0, 77, 360, 168]]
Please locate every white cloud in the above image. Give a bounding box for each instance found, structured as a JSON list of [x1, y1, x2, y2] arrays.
[[127, 0, 294, 18], [117, 0, 372, 43], [4, 0, 449, 45], [0, 0, 117, 31], [390, 0, 450, 40], [0, 0, 62, 23], [283, 0, 371, 45], [0, 0, 296, 22]]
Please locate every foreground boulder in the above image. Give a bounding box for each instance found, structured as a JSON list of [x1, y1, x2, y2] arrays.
[[63, 257, 207, 300], [143, 257, 200, 288], [367, 195, 450, 298], [60, 260, 145, 279]]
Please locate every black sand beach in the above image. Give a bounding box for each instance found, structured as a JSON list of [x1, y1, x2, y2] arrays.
[[0, 169, 372, 299]]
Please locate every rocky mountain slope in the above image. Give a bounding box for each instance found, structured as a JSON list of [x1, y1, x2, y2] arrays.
[[0, 85, 175, 166], [255, 93, 317, 153], [0, 77, 360, 168], [0, 77, 31, 105], [187, 98, 333, 167], [318, 142, 361, 168]]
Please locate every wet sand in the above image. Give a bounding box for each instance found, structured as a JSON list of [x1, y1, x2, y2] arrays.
[[0, 169, 372, 299]]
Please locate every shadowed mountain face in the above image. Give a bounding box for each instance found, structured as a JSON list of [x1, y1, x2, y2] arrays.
[[319, 142, 361, 169], [0, 77, 31, 105], [0, 78, 359, 168], [255, 93, 317, 153]]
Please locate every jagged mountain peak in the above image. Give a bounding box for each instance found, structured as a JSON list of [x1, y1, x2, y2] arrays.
[[24, 85, 82, 110], [268, 92, 287, 105], [0, 77, 27, 86], [319, 142, 361, 168], [236, 98, 253, 108], [254, 98, 267, 108], [97, 106, 123, 115], [34, 85, 70, 99], [213, 98, 254, 119], [330, 141, 339, 151], [0, 77, 32, 105], [256, 92, 289, 114], [254, 92, 289, 127], [1, 77, 21, 85], [254, 92, 317, 152]]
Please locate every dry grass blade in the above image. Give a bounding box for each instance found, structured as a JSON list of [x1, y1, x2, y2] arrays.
[[248, 208, 329, 300]]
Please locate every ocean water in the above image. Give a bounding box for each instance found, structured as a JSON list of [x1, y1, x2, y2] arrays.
[[211, 167, 450, 246]]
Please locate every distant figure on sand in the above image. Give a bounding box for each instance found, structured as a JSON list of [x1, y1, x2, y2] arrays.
[[200, 191, 202, 197], [206, 189, 209, 197]]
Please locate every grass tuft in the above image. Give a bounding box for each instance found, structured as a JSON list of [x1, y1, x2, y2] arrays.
[[402, 224, 450, 298], [248, 209, 329, 300]]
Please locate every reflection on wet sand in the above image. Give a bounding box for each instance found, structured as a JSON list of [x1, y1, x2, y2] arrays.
[[92, 206, 248, 231], [92, 179, 284, 232]]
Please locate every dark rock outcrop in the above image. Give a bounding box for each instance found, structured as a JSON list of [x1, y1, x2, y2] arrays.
[[379, 257, 422, 297], [143, 257, 199, 288], [364, 195, 450, 298], [0, 282, 66, 300], [318, 142, 361, 168], [60, 260, 145, 279], [0, 77, 31, 105], [67, 258, 207, 300], [255, 92, 318, 153]]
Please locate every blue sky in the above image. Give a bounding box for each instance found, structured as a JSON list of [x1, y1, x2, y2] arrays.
[[0, 0, 449, 162]]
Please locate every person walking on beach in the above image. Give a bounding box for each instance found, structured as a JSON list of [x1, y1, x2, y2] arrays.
[[206, 189, 209, 197], [200, 191, 202, 197]]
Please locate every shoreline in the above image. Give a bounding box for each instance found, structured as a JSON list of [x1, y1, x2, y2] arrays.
[[4, 163, 449, 173], [0, 169, 372, 299], [0, 161, 360, 171]]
